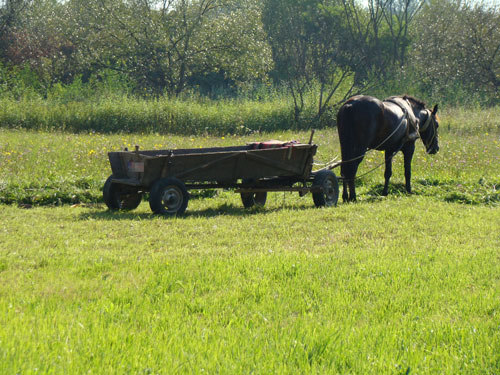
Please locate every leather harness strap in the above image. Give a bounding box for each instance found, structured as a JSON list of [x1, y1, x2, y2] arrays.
[[384, 97, 420, 140]]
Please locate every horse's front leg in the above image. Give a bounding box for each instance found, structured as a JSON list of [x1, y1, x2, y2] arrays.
[[382, 151, 394, 196], [402, 142, 416, 193]]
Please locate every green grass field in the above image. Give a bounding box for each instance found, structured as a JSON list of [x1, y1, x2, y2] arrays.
[[1, 108, 499, 374]]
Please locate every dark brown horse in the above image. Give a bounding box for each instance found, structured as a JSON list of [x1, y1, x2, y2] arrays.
[[337, 95, 439, 202]]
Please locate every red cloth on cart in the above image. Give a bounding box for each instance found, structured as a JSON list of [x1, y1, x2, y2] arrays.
[[248, 140, 299, 149]]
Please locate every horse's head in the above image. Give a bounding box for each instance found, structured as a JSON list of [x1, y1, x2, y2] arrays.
[[419, 104, 439, 154]]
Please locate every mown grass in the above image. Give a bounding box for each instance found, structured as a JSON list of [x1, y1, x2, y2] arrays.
[[1, 195, 499, 374], [1, 105, 499, 206], [0, 105, 499, 374]]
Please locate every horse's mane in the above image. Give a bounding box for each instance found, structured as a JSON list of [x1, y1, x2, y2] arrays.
[[402, 95, 426, 108]]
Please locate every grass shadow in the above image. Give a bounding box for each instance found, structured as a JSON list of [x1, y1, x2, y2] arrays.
[[78, 201, 314, 221]]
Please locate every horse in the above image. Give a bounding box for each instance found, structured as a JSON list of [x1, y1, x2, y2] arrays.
[[336, 94, 440, 202]]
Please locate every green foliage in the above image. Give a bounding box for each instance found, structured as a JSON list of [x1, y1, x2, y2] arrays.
[[409, 0, 500, 106], [0, 62, 44, 99], [0, 94, 312, 135], [46, 70, 135, 103], [262, 0, 359, 118], [1, 0, 499, 105], [63, 0, 272, 96]]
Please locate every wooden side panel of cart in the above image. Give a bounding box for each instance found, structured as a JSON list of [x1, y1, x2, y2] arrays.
[[108, 144, 316, 189]]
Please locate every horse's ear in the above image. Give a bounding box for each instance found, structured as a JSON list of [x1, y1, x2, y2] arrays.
[[432, 104, 438, 115]]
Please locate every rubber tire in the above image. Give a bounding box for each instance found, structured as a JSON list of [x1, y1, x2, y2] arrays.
[[241, 191, 267, 208], [103, 175, 142, 210], [240, 179, 267, 208], [149, 177, 189, 216], [312, 170, 339, 207]]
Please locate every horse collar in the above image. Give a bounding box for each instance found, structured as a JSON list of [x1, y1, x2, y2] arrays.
[[419, 110, 433, 132], [385, 97, 418, 137]]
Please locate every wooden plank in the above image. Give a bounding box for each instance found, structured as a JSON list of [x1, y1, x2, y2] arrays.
[[235, 187, 322, 194], [111, 178, 142, 187], [243, 151, 303, 175], [174, 152, 241, 179]]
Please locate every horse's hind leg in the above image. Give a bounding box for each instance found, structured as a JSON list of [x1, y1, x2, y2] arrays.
[[348, 173, 357, 202], [341, 159, 362, 202], [342, 178, 349, 202]]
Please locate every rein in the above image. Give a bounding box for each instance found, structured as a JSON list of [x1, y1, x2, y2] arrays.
[[320, 99, 434, 179], [320, 112, 408, 172], [345, 110, 437, 180]]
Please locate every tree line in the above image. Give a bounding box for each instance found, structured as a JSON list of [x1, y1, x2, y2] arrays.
[[1, 0, 499, 116]]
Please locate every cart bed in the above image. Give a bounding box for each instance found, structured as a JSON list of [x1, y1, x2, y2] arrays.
[[108, 143, 317, 188]]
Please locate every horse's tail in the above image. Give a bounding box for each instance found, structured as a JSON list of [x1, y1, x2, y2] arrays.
[[336, 101, 355, 140], [336, 100, 362, 199], [336, 97, 374, 175]]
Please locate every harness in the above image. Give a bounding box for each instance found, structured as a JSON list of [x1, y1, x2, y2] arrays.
[[319, 98, 436, 174], [385, 97, 436, 146], [419, 110, 437, 151], [320, 105, 410, 171], [419, 110, 433, 132], [384, 97, 419, 140]]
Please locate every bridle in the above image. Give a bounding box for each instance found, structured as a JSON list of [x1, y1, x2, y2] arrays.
[[419, 109, 438, 152]]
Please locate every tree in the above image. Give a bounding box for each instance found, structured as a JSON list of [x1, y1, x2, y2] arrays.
[[411, 0, 500, 104], [263, 0, 359, 121], [0, 0, 84, 93], [0, 0, 31, 60], [338, 0, 424, 84], [187, 1, 272, 96], [461, 3, 500, 100], [66, 0, 271, 96], [381, 0, 424, 67]]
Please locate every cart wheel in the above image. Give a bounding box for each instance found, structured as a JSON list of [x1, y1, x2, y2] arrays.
[[241, 191, 267, 208], [312, 170, 339, 207], [103, 175, 142, 210], [149, 177, 189, 216], [240, 179, 267, 208]]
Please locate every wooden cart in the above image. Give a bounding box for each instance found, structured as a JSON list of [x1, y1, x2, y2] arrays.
[[103, 136, 339, 215]]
